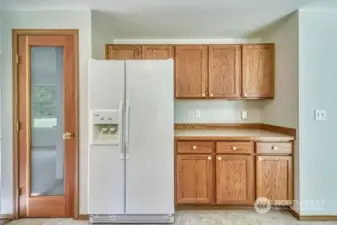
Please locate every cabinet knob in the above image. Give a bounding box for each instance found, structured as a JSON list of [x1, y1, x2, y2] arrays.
[[244, 94, 248, 97], [232, 146, 237, 150], [217, 156, 221, 161], [192, 145, 197, 150], [208, 156, 212, 160], [210, 94, 213, 97], [259, 157, 263, 161], [202, 93, 205, 97], [271, 146, 277, 150]]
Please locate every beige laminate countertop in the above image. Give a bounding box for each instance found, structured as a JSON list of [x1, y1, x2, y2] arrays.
[[175, 129, 294, 141]]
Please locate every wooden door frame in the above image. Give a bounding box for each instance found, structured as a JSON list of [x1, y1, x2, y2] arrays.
[[12, 29, 80, 219]]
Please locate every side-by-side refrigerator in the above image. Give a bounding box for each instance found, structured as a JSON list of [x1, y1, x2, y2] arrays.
[[88, 59, 174, 224]]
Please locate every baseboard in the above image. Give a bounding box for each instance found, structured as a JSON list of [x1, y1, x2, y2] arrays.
[[78, 214, 89, 220], [288, 208, 337, 221], [288, 208, 300, 220], [0, 214, 13, 219]]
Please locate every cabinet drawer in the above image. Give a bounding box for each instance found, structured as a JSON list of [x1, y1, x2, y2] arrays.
[[177, 141, 213, 154], [256, 142, 292, 154], [216, 142, 253, 154]]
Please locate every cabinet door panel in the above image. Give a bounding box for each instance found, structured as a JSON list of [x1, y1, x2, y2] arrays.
[[106, 45, 141, 60], [209, 45, 241, 98], [142, 45, 173, 59], [256, 156, 292, 204], [216, 155, 254, 204], [242, 44, 274, 98], [176, 155, 213, 204], [175, 45, 208, 98]]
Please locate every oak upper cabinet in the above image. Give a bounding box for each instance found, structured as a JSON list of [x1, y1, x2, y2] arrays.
[[142, 45, 173, 59], [175, 45, 208, 98], [256, 156, 292, 204], [106, 45, 141, 60], [209, 45, 241, 98], [242, 44, 274, 98], [176, 154, 213, 204], [216, 155, 254, 205]]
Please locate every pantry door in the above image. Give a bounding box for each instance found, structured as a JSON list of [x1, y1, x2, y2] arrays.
[[16, 33, 78, 218]]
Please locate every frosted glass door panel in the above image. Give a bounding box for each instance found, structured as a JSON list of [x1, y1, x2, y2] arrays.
[[30, 47, 64, 196]]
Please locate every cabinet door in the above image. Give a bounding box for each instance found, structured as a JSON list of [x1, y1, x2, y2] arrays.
[[242, 44, 274, 98], [175, 45, 208, 98], [106, 45, 141, 60], [216, 155, 254, 204], [256, 156, 292, 204], [176, 155, 213, 204], [142, 45, 173, 59], [209, 45, 241, 98]]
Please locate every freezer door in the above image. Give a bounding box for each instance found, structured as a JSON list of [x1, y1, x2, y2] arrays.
[[125, 60, 174, 215], [88, 59, 125, 214]]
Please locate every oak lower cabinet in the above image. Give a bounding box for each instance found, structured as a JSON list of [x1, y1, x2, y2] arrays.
[[256, 156, 292, 204], [216, 155, 254, 205], [176, 154, 213, 204]]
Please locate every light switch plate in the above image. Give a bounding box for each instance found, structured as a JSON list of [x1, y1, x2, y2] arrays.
[[195, 110, 201, 118], [241, 111, 248, 120], [315, 110, 327, 121]]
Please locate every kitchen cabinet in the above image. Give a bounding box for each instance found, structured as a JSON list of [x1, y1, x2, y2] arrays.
[[105, 43, 275, 99], [256, 156, 292, 204], [216, 155, 254, 204], [176, 154, 213, 204], [142, 45, 173, 59], [175, 136, 293, 208], [175, 45, 208, 98], [242, 44, 274, 98], [208, 45, 241, 98], [106, 45, 141, 60]]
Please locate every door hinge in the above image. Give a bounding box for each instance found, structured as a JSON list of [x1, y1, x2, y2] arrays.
[[18, 187, 23, 196], [16, 54, 20, 64], [17, 121, 20, 131]]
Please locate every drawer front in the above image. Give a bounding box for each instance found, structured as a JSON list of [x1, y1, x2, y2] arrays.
[[256, 142, 292, 154], [216, 142, 253, 154], [177, 141, 213, 154]]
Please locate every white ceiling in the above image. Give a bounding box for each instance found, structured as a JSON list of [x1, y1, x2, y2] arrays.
[[0, 0, 328, 38]]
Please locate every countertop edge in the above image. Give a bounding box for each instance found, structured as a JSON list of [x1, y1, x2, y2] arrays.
[[175, 136, 294, 142]]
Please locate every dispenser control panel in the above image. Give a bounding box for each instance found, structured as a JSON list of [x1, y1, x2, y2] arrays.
[[90, 110, 121, 145]]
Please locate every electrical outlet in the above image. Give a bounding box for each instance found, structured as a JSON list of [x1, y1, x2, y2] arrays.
[[241, 111, 248, 120], [314, 110, 327, 121], [195, 110, 201, 118]]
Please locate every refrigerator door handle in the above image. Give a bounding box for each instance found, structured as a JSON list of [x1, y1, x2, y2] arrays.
[[125, 100, 130, 159], [119, 99, 124, 159]]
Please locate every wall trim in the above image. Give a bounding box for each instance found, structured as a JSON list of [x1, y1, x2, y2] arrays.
[[11, 29, 80, 220], [79, 214, 89, 220], [289, 208, 337, 221], [0, 214, 13, 219], [112, 38, 262, 45]]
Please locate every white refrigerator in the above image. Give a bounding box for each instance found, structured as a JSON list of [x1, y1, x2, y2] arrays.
[[88, 59, 175, 223]]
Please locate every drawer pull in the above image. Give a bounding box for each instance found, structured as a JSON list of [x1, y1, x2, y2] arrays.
[[232, 146, 237, 150], [271, 146, 278, 150], [208, 156, 212, 160], [192, 145, 197, 150], [217, 156, 222, 161]]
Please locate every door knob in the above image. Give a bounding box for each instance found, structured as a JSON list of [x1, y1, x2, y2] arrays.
[[63, 132, 73, 140]]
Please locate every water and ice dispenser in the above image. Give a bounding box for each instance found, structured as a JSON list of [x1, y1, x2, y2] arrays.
[[90, 109, 121, 145]]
